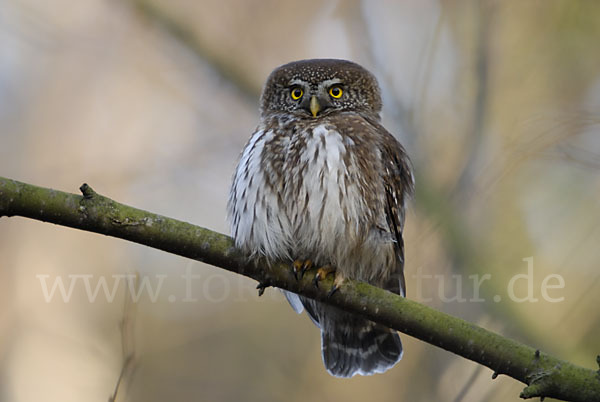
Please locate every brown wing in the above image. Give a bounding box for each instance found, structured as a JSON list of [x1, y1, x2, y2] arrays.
[[379, 129, 414, 297]]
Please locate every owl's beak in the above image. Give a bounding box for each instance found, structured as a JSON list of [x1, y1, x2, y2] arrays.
[[310, 96, 320, 117]]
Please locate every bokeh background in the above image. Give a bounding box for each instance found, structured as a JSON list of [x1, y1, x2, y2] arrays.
[[1, 1, 600, 401]]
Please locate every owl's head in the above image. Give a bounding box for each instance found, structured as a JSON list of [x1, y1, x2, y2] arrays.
[[260, 59, 382, 119]]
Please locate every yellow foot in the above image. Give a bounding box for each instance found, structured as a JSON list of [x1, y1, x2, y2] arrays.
[[292, 259, 313, 280], [328, 273, 345, 298], [312, 265, 336, 288], [314, 267, 343, 298]]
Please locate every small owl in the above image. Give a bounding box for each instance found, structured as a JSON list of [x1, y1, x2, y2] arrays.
[[228, 59, 413, 377]]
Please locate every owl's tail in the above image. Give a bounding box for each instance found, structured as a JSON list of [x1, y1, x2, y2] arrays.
[[288, 294, 403, 377], [321, 315, 403, 378]]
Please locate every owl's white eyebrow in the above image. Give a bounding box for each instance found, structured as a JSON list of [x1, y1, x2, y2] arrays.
[[320, 78, 343, 87], [286, 78, 343, 87], [288, 79, 306, 86]]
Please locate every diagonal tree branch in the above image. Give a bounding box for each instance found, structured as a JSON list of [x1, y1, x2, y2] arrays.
[[1, 176, 599, 402]]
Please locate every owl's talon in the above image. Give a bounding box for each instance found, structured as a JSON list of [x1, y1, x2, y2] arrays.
[[292, 259, 313, 280], [256, 280, 271, 297], [300, 260, 313, 278], [313, 274, 320, 288], [313, 265, 335, 288], [327, 273, 345, 298], [326, 284, 339, 298], [291, 261, 300, 280]]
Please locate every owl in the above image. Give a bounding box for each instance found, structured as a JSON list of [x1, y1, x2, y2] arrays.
[[228, 59, 414, 377]]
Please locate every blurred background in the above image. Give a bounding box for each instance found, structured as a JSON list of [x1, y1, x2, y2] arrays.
[[1, 1, 600, 401]]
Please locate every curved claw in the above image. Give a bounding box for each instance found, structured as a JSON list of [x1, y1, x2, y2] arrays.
[[326, 284, 339, 298], [312, 265, 335, 289], [256, 280, 271, 297], [292, 259, 313, 280], [313, 273, 321, 288], [299, 260, 313, 278]]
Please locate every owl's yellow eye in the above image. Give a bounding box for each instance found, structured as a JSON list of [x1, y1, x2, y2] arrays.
[[329, 86, 343, 98], [290, 87, 303, 100]]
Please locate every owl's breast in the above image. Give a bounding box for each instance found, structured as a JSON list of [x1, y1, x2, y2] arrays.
[[228, 120, 384, 266], [283, 123, 372, 262]]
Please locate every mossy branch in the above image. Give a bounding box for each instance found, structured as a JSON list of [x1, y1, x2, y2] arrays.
[[1, 176, 599, 402]]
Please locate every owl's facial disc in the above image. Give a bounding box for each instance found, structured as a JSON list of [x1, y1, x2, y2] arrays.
[[286, 78, 342, 118]]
